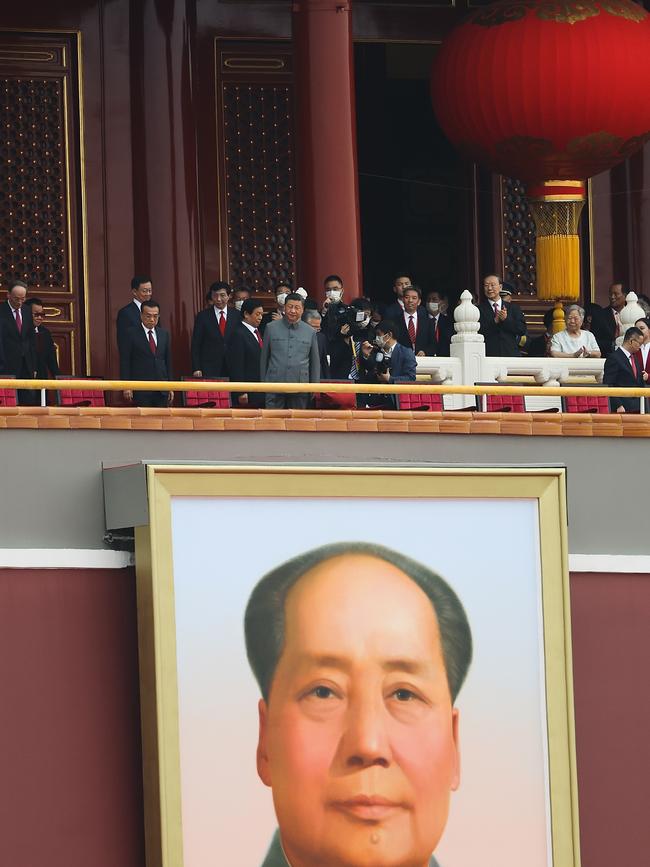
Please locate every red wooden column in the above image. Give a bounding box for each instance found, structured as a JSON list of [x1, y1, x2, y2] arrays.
[[293, 0, 363, 300]]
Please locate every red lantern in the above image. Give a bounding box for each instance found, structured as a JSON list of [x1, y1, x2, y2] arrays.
[[432, 0, 650, 301]]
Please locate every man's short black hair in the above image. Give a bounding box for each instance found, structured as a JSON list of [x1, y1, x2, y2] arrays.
[[245, 541, 472, 704], [241, 297, 264, 317], [131, 275, 152, 291], [324, 274, 343, 286], [624, 326, 642, 342], [142, 299, 160, 313], [351, 297, 372, 311], [284, 292, 304, 305], [25, 297, 44, 307], [274, 281, 292, 293], [427, 289, 448, 301], [209, 281, 231, 297], [376, 318, 396, 336], [403, 285, 422, 299], [234, 286, 252, 297]]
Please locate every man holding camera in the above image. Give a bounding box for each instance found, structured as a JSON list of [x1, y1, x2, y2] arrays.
[[358, 318, 416, 408]]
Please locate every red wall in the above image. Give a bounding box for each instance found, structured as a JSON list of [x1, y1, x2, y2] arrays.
[[570, 572, 650, 865], [0, 567, 144, 867], [1, 567, 648, 866]]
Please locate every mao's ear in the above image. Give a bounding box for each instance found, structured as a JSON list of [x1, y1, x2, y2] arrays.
[[450, 707, 461, 792], [256, 699, 272, 787]]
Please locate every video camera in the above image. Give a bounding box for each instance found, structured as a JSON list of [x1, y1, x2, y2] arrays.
[[334, 304, 368, 330]]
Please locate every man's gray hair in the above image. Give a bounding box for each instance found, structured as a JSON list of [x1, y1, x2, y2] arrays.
[[244, 541, 473, 703]]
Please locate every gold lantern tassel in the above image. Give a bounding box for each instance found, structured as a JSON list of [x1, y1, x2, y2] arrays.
[[527, 181, 586, 302]]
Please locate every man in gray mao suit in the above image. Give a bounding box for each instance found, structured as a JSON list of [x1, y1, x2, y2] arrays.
[[260, 293, 321, 408]]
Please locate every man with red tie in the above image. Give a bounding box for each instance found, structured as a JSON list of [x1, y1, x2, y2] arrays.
[[394, 286, 435, 357], [426, 289, 454, 357], [478, 274, 527, 357], [121, 300, 173, 407], [633, 317, 650, 375], [228, 298, 266, 408], [0, 281, 36, 404], [603, 326, 648, 413], [191, 282, 240, 377]]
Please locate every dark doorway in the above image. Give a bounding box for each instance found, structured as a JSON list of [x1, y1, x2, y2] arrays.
[[354, 42, 473, 307]]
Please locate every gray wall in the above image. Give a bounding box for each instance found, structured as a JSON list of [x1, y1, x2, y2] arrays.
[[0, 430, 632, 554]]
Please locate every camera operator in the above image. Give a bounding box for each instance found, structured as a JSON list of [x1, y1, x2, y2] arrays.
[[330, 297, 375, 379], [358, 318, 416, 408], [320, 275, 348, 342]]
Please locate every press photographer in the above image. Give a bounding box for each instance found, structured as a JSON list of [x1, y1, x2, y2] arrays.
[[357, 319, 416, 408], [329, 297, 375, 379]]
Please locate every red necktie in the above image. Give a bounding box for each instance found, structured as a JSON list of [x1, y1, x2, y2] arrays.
[[407, 315, 416, 348], [15, 307, 22, 333], [219, 311, 226, 336], [255, 328, 263, 348], [630, 354, 638, 377], [435, 317, 440, 343], [493, 303, 499, 322], [148, 329, 156, 354]]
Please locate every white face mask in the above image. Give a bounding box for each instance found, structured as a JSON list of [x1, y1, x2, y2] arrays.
[[327, 289, 342, 303], [276, 293, 287, 307], [427, 302, 439, 314], [375, 334, 387, 349], [359, 316, 370, 328], [234, 299, 244, 311], [296, 287, 308, 300]]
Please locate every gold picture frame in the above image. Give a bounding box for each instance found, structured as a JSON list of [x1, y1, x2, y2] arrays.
[[134, 464, 579, 867]]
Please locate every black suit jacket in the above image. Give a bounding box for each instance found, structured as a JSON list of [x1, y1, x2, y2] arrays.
[[191, 307, 240, 376], [120, 324, 172, 382], [431, 313, 454, 357], [383, 301, 404, 324], [394, 307, 436, 355], [116, 301, 144, 359], [228, 322, 265, 407], [603, 347, 644, 412], [590, 305, 618, 357], [0, 300, 35, 376], [33, 325, 60, 378], [479, 301, 527, 356]]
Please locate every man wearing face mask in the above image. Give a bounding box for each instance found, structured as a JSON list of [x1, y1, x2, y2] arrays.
[[329, 297, 375, 380], [358, 319, 416, 408], [232, 286, 252, 312], [261, 283, 292, 334], [426, 290, 454, 357], [320, 275, 348, 342]]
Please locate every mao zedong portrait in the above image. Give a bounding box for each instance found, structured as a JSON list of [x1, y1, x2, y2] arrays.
[[244, 541, 473, 867]]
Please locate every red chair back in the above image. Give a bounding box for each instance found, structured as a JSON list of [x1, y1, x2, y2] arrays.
[[483, 393, 526, 413], [181, 377, 231, 408], [0, 374, 17, 407], [313, 380, 357, 410], [56, 376, 106, 407], [562, 394, 611, 414], [396, 392, 443, 412]]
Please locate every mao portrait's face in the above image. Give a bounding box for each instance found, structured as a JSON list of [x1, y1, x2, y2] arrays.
[[256, 554, 460, 867]]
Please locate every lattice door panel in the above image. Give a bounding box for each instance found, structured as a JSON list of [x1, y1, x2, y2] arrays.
[[0, 32, 86, 373]]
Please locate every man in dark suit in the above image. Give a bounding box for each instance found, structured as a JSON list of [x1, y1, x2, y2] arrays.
[[25, 298, 60, 380], [228, 298, 266, 408], [478, 274, 527, 356], [359, 318, 416, 408], [191, 282, 240, 377], [603, 326, 647, 413], [426, 290, 454, 357], [0, 281, 36, 404], [384, 273, 413, 322], [116, 275, 153, 362], [120, 299, 173, 407], [394, 286, 436, 357], [590, 282, 626, 357]]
